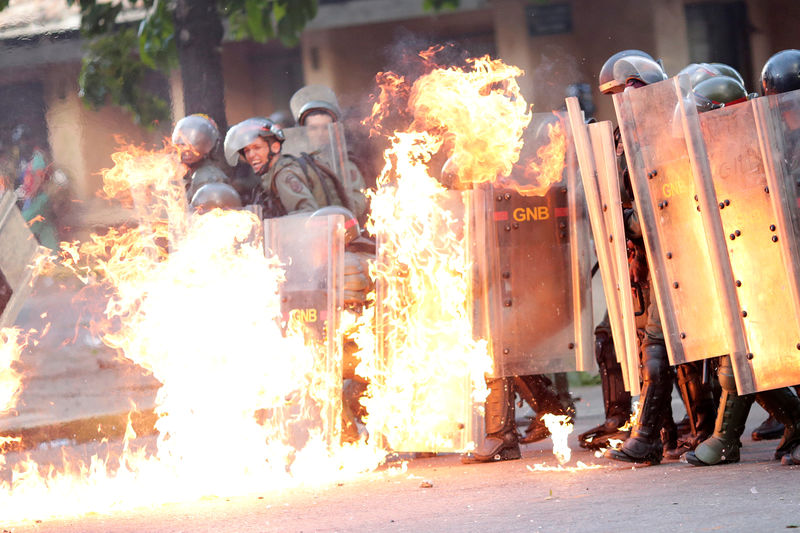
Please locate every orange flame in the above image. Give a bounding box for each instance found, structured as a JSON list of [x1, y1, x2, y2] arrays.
[[514, 120, 568, 196]]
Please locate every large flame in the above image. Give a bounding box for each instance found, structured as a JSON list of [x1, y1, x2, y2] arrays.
[[0, 142, 387, 523]]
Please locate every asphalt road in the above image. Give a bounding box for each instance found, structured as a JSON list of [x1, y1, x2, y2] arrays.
[[2, 385, 798, 533]]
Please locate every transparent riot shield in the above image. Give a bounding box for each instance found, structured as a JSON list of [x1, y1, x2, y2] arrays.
[[474, 112, 593, 377], [566, 99, 640, 395], [709, 90, 800, 392], [373, 190, 482, 453], [282, 123, 348, 187], [0, 191, 48, 327], [613, 76, 746, 368], [263, 213, 344, 448]]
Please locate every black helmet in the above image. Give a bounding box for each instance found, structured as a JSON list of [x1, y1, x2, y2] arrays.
[[190, 182, 243, 213], [761, 49, 800, 96], [172, 114, 220, 157], [692, 76, 747, 113], [709, 63, 746, 87], [223, 117, 285, 167], [677, 63, 722, 88], [599, 50, 656, 94]]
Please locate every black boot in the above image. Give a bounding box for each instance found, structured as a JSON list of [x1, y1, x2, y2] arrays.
[[685, 356, 753, 466], [754, 387, 800, 461], [515, 374, 573, 444], [579, 331, 632, 449], [605, 342, 671, 465], [462, 378, 520, 463], [665, 361, 716, 459], [751, 415, 784, 441]]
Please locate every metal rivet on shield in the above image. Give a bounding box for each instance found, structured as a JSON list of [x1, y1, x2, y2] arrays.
[[502, 271, 510, 279], [603, 204, 608, 212], [796, 343, 800, 351], [746, 353, 754, 360], [666, 252, 673, 259], [741, 310, 748, 317], [724, 199, 730, 206], [513, 222, 520, 229], [559, 222, 566, 229], [504, 193, 512, 200], [765, 186, 770, 193], [568, 343, 575, 349], [694, 195, 699, 201], [561, 187, 567, 194], [734, 229, 741, 237], [719, 202, 725, 209], [497, 195, 504, 201], [559, 231, 567, 239], [772, 235, 779, 242], [673, 282, 679, 289], [504, 299, 513, 307], [609, 235, 614, 243], [680, 332, 686, 339], [770, 224, 777, 232], [503, 348, 510, 354], [729, 233, 736, 240], [647, 172, 653, 179], [736, 280, 742, 287], [504, 224, 511, 231]]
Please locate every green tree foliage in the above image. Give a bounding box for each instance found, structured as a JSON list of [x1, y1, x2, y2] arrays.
[[60, 0, 318, 126]]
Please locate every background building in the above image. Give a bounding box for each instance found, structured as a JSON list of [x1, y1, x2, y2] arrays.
[[0, 0, 796, 232]]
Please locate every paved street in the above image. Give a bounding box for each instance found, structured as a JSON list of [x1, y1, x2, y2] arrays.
[[1, 275, 799, 532]]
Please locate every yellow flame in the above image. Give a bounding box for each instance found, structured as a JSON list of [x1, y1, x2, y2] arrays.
[[0, 327, 26, 414], [542, 413, 573, 464]]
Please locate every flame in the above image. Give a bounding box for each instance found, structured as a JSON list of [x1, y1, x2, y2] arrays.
[[0, 142, 387, 524], [542, 413, 573, 464], [0, 327, 26, 415], [514, 120, 568, 196]]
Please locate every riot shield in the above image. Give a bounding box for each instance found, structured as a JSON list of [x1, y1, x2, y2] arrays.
[[474, 112, 593, 377], [613, 76, 746, 369], [566, 98, 640, 395], [713, 89, 800, 392], [263, 212, 344, 447], [373, 190, 482, 453], [0, 191, 48, 327], [282, 123, 348, 188]]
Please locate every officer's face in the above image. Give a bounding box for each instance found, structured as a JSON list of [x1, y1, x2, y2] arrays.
[[243, 137, 273, 174], [178, 144, 203, 166], [305, 113, 334, 149]]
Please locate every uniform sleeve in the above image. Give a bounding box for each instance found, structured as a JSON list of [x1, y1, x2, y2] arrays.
[[274, 164, 319, 214]]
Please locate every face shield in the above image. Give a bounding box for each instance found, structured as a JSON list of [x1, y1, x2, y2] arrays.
[[613, 56, 668, 90], [223, 118, 285, 167]]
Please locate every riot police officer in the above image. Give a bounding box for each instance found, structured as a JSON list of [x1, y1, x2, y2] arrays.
[[596, 52, 697, 465], [224, 117, 348, 217], [172, 114, 228, 201], [290, 85, 369, 222], [685, 52, 800, 467]]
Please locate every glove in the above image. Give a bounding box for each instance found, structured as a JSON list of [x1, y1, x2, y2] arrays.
[[344, 251, 372, 305]]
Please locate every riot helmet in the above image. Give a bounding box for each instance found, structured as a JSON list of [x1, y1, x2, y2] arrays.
[[223, 117, 285, 167], [709, 63, 745, 87], [677, 63, 722, 88], [612, 56, 667, 91], [187, 164, 227, 200], [761, 49, 800, 96], [290, 85, 342, 126], [598, 50, 656, 94], [309, 205, 361, 244], [190, 182, 243, 213], [172, 114, 220, 163], [692, 76, 747, 113]]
